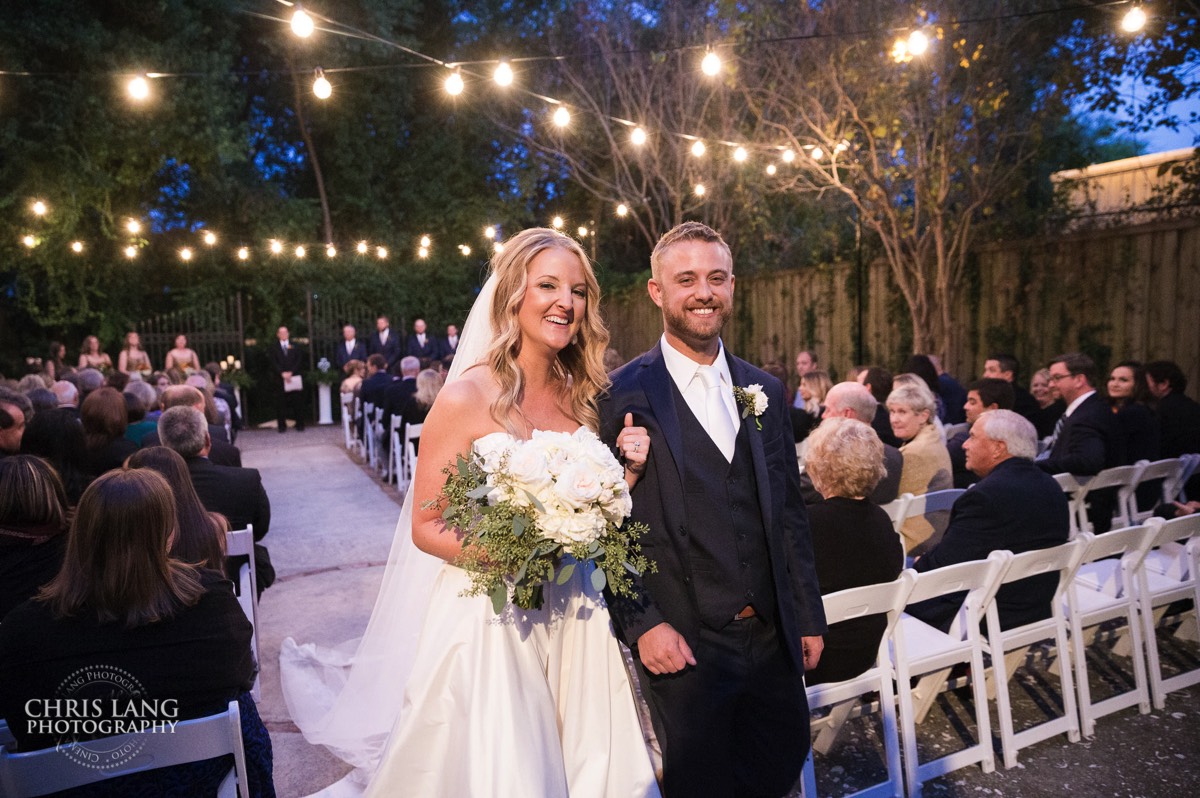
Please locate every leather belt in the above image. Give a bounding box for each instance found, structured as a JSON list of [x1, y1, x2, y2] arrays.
[[733, 605, 756, 620]]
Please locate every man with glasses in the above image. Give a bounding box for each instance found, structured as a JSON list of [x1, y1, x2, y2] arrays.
[[1038, 352, 1125, 532]]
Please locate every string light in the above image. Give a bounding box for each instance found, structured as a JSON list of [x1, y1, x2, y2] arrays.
[[326, 244, 337, 257], [31, 200, 47, 216], [376, 246, 388, 259], [835, 140, 850, 154], [701, 50, 722, 77], [419, 235, 431, 248], [494, 241, 505, 253], [203, 231, 217, 246], [630, 127, 647, 146], [577, 225, 588, 237], [493, 62, 514, 87], [733, 146, 748, 163], [907, 30, 930, 56], [126, 219, 142, 234], [22, 235, 37, 248], [417, 246, 428, 258], [552, 106, 571, 128], [616, 203, 628, 217], [766, 163, 777, 175], [1121, 5, 1147, 33], [484, 225, 496, 239], [811, 147, 824, 160], [782, 149, 796, 163], [313, 68, 332, 100], [459, 244, 471, 256], [180, 247, 193, 262], [125, 245, 138, 259], [444, 70, 464, 96], [71, 241, 84, 253], [690, 140, 706, 158], [237, 247, 250, 260], [270, 239, 284, 254], [291, 9, 315, 38], [694, 183, 706, 196], [357, 241, 369, 254], [295, 245, 306, 258], [127, 76, 150, 101], [551, 216, 564, 229]]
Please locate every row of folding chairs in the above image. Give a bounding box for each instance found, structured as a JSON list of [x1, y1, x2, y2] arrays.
[[1053, 455, 1199, 536], [800, 512, 1200, 798], [341, 392, 422, 491]]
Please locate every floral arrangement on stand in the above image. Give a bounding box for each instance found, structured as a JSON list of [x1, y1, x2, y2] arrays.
[[429, 427, 655, 614], [218, 355, 253, 389], [308, 357, 341, 386]]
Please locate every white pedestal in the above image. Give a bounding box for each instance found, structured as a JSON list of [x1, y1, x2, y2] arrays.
[[318, 383, 334, 425]]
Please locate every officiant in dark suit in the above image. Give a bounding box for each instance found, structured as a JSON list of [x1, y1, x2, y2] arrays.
[[268, 325, 306, 433], [600, 222, 826, 798]]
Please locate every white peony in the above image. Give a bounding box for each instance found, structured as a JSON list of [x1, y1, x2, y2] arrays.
[[541, 507, 606, 545], [554, 462, 605, 509]]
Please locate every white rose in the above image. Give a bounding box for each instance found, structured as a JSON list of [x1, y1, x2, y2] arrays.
[[473, 432, 515, 473], [507, 441, 552, 494], [541, 509, 605, 545], [601, 489, 632, 523], [746, 383, 768, 414], [554, 462, 604, 509]]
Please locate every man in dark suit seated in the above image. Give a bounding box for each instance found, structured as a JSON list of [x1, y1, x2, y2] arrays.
[[799, 381, 903, 505], [1146, 360, 1200, 458], [859, 366, 901, 448], [381, 356, 419, 453], [369, 315, 402, 371], [1037, 352, 1126, 533], [948, 378, 1014, 489], [908, 410, 1070, 632], [158, 405, 275, 596], [405, 318, 438, 366], [984, 353, 1039, 422], [139, 385, 241, 467], [335, 323, 368, 369]]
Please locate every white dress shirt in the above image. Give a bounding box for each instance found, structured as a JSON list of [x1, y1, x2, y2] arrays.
[[659, 335, 741, 436]]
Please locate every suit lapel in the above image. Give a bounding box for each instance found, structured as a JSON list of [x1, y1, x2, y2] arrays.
[[639, 344, 686, 499], [727, 353, 774, 535]]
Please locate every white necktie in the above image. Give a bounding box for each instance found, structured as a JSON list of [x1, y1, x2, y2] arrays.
[[697, 365, 736, 461]]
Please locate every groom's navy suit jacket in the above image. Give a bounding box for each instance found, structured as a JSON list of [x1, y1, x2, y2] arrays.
[[600, 343, 826, 670]]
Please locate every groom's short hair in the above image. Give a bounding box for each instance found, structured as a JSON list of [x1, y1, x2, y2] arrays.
[[651, 222, 732, 281]]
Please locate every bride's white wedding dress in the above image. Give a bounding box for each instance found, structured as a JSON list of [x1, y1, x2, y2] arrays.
[[279, 274, 659, 797]]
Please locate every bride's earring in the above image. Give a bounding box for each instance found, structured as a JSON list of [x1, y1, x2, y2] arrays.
[[571, 334, 578, 345]]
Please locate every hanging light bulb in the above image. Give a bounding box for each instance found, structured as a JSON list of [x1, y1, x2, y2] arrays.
[[551, 216, 564, 229], [782, 149, 796, 163], [1121, 6, 1147, 33], [313, 68, 332, 100], [180, 247, 194, 262], [494, 241, 505, 254], [691, 140, 706, 158], [419, 235, 432, 248], [71, 241, 84, 253], [493, 62, 514, 87], [766, 163, 777, 176], [577, 225, 588, 237], [326, 244, 337, 258], [630, 127, 647, 146], [127, 76, 150, 101], [445, 70, 464, 96], [127, 219, 142, 234], [291, 8, 315, 38], [701, 50, 721, 76], [31, 200, 47, 216], [616, 203, 629, 217], [21, 235, 36, 248], [357, 241, 369, 254], [811, 147, 824, 160], [835, 140, 850, 154], [460, 245, 471, 256], [733, 146, 748, 163], [125, 245, 138, 259], [907, 30, 929, 56], [203, 231, 217, 246], [552, 106, 571, 128], [376, 246, 388, 259], [295, 245, 306, 258], [270, 239, 284, 254], [484, 225, 497, 239], [417, 246, 429, 259], [237, 247, 249, 260]]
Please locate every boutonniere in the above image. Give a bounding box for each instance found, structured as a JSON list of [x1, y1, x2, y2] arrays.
[[732, 384, 768, 430]]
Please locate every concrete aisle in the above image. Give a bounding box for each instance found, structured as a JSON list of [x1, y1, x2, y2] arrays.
[[239, 424, 403, 797]]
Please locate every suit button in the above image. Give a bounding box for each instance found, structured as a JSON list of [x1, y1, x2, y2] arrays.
[[740, 561, 749, 569], [683, 577, 691, 585], [678, 525, 688, 537], [745, 590, 755, 599], [738, 532, 748, 541]]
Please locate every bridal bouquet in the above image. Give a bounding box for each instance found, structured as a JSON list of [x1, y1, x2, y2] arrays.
[[430, 428, 655, 613]]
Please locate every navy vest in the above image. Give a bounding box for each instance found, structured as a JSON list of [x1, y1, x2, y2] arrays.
[[672, 382, 776, 629]]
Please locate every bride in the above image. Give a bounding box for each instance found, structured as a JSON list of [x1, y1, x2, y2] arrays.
[[281, 228, 661, 797]]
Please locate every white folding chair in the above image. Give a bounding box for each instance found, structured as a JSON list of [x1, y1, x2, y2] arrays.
[[1071, 464, 1142, 533], [225, 526, 260, 702], [800, 572, 915, 798], [1126, 459, 1183, 524], [891, 552, 1009, 797], [1137, 513, 1200, 708], [341, 391, 362, 454], [401, 422, 423, 491], [900, 489, 965, 523], [983, 538, 1087, 769], [1174, 453, 1200, 501], [387, 415, 403, 484], [881, 493, 913, 534], [362, 401, 377, 468], [1065, 525, 1156, 737], [0, 700, 250, 798]]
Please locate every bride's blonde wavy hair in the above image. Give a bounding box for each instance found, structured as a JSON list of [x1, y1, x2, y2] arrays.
[[484, 228, 610, 435]]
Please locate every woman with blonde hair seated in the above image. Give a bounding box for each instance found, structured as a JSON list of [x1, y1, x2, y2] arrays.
[[803, 418, 904, 685], [888, 380, 953, 554]]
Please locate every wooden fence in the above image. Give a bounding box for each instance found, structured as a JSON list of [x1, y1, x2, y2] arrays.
[[602, 215, 1200, 395]]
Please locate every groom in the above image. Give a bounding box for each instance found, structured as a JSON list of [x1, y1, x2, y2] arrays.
[[600, 222, 826, 797]]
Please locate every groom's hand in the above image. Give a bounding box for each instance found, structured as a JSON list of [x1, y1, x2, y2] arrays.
[[802, 635, 824, 671], [637, 623, 696, 674]]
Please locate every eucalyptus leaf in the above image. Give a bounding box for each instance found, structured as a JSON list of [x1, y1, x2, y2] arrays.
[[466, 485, 492, 500], [556, 561, 576, 585], [524, 490, 546, 513], [623, 560, 642, 577], [490, 583, 507, 615], [513, 516, 527, 537], [591, 567, 607, 592], [457, 455, 469, 479]]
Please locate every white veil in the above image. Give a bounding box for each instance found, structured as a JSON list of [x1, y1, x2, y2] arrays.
[[279, 274, 498, 788]]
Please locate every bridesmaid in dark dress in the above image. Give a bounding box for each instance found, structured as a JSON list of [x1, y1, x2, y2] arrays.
[[802, 417, 905, 685]]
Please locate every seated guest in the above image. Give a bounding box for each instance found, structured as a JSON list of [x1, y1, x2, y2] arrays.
[[80, 386, 138, 476], [800, 382, 902, 505], [75, 366, 106, 403], [888, 381, 953, 554], [859, 366, 900, 447], [0, 387, 32, 458], [1107, 360, 1160, 465], [124, 380, 160, 444], [20, 407, 92, 508], [1038, 353, 1125, 533], [25, 387, 58, 415], [17, 373, 50, 394], [381, 356, 421, 450], [929, 354, 968, 425], [342, 359, 366, 394], [1145, 360, 1200, 459], [764, 362, 814, 444], [0, 456, 68, 620], [902, 354, 947, 422], [948, 378, 1014, 489], [128, 447, 227, 572], [908, 410, 1071, 633], [798, 370, 833, 419], [802, 418, 904, 685], [140, 385, 240, 467], [399, 369, 442, 455], [359, 354, 394, 409], [0, 469, 274, 796], [105, 369, 130, 392], [205, 363, 242, 443], [1028, 367, 1065, 440], [52, 379, 79, 411], [983, 353, 1039, 421]]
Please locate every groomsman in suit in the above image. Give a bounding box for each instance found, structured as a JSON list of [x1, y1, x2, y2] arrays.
[[405, 318, 438, 365], [370, 315, 402, 371], [1038, 352, 1125, 532], [438, 324, 460, 359], [268, 326, 306, 433], [335, 324, 367, 369], [601, 221, 826, 797]]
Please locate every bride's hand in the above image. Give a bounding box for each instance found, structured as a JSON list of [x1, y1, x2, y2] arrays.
[[617, 412, 650, 486]]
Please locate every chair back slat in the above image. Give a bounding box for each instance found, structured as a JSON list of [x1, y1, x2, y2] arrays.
[[907, 550, 1010, 606], [225, 526, 254, 557], [822, 572, 915, 624], [906, 488, 966, 517]]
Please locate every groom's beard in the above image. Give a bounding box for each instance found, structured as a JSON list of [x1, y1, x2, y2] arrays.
[[662, 302, 732, 349]]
